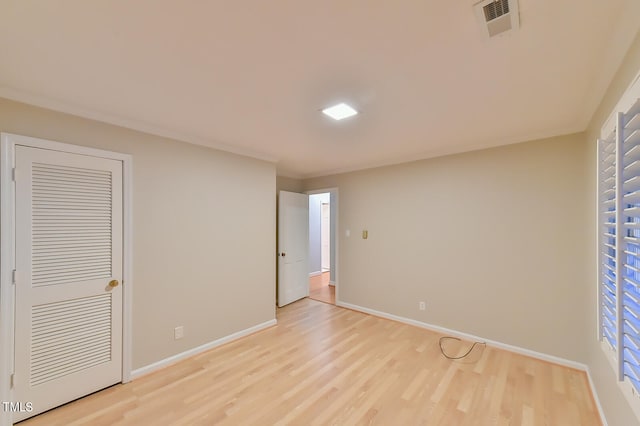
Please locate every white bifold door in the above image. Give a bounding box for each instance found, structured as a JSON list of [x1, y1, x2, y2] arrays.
[[13, 146, 123, 422], [278, 191, 309, 307]]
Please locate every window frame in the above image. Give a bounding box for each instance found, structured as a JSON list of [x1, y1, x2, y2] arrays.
[[597, 70, 640, 415]]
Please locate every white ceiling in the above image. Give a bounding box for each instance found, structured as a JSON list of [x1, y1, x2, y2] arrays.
[[1, 1, 638, 178]]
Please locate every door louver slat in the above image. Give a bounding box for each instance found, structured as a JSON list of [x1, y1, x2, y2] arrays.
[[32, 264, 112, 277], [33, 249, 112, 258], [33, 239, 112, 246], [33, 257, 112, 268], [32, 273, 114, 287]]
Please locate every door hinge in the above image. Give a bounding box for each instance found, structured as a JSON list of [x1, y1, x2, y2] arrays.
[[11, 167, 15, 182], [10, 373, 14, 388], [12, 269, 16, 285]]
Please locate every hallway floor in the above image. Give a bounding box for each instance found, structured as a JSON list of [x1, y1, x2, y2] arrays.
[[309, 271, 335, 304]]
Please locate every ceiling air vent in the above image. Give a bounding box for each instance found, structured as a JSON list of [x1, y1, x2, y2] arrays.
[[474, 0, 519, 38], [483, 0, 509, 21]]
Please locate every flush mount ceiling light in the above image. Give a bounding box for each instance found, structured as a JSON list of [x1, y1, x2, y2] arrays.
[[322, 103, 358, 120]]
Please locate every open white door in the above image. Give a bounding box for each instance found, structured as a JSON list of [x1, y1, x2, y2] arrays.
[[12, 145, 123, 422], [278, 191, 309, 307]]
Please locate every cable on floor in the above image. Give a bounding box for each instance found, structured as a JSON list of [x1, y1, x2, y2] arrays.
[[438, 336, 486, 360]]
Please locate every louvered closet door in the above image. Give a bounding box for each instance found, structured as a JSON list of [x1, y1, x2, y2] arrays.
[[13, 146, 123, 422]]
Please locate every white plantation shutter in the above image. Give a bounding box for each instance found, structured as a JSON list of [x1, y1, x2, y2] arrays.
[[599, 98, 640, 394]]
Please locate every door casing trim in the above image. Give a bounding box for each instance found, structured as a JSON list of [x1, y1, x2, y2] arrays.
[[0, 133, 133, 426]]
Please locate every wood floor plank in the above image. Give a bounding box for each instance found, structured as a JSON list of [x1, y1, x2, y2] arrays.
[[19, 298, 601, 425]]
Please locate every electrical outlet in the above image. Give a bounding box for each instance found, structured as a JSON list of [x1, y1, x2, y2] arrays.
[[419, 301, 426, 311], [174, 326, 184, 340]]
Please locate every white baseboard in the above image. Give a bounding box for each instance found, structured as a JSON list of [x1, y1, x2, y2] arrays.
[[309, 271, 322, 277], [131, 319, 277, 379], [585, 367, 608, 426], [336, 301, 586, 370], [329, 281, 335, 286]]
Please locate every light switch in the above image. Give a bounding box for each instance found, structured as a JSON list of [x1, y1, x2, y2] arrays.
[[174, 326, 184, 340], [362, 230, 368, 239]]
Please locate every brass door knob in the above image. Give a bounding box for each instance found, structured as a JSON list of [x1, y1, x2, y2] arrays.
[[108, 279, 119, 288]]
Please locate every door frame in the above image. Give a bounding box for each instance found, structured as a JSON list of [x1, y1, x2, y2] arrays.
[[320, 202, 330, 272], [306, 188, 339, 303], [0, 133, 133, 425]]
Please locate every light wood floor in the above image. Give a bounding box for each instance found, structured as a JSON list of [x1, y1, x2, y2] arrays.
[[20, 298, 600, 425], [309, 271, 335, 304]]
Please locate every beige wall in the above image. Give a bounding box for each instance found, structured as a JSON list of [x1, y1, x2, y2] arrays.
[[0, 98, 276, 369], [304, 132, 589, 362], [583, 30, 640, 425], [276, 176, 303, 193]]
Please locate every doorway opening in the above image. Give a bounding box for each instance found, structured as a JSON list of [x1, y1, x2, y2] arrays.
[[308, 191, 335, 305]]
